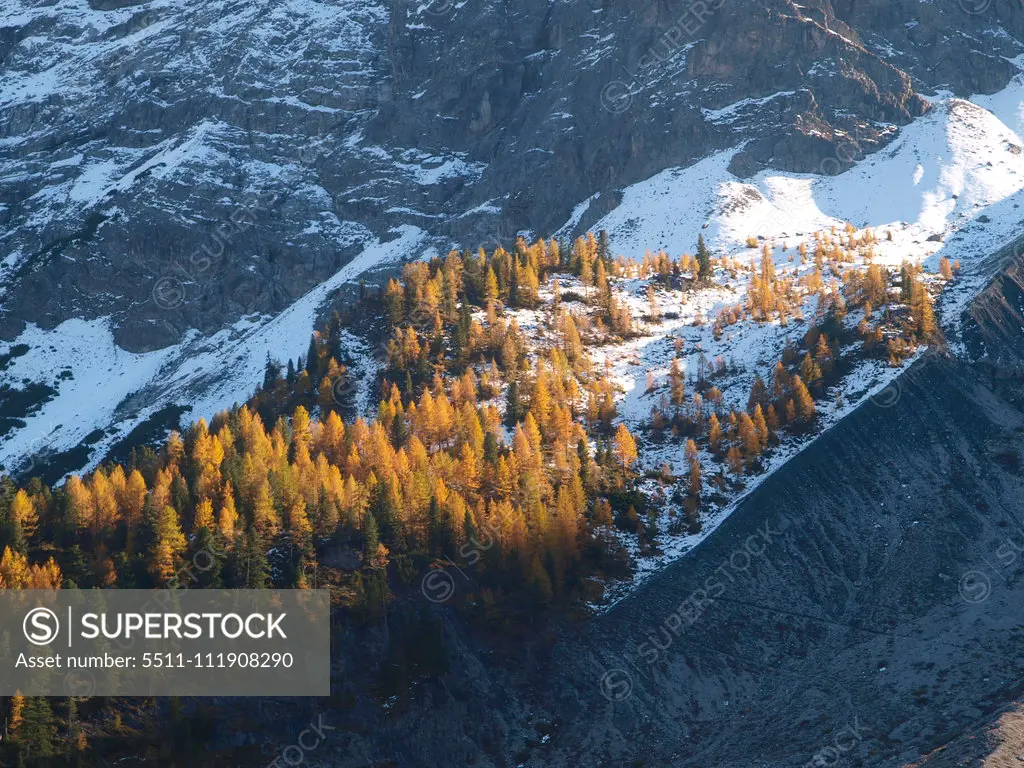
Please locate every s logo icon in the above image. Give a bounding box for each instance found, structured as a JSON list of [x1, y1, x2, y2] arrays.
[[23, 607, 60, 646]]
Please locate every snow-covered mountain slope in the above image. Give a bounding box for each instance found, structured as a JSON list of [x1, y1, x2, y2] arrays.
[[0, 225, 421, 477], [2, 0, 1024, 485], [4, 73, 1024, 486], [593, 89, 1024, 275], [587, 80, 1024, 341]]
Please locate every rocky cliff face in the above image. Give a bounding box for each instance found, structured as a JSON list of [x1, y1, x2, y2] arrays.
[[0, 0, 1019, 351]]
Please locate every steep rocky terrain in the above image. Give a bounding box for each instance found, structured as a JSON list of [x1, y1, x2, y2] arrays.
[[1, 0, 1020, 350]]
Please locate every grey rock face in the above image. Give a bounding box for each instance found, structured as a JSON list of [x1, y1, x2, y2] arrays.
[[0, 0, 1019, 352]]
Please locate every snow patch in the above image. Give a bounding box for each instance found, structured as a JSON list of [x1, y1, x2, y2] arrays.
[[0, 226, 426, 479]]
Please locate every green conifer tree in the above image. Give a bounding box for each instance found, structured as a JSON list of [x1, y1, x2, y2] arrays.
[[697, 234, 714, 282], [17, 697, 57, 759]]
